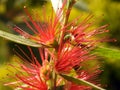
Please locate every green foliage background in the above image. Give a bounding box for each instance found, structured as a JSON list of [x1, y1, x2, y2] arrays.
[[0, 0, 120, 90]]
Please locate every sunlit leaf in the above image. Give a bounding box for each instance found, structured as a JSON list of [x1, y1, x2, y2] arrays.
[[60, 74, 105, 90], [0, 30, 41, 47], [94, 46, 120, 60], [50, 0, 63, 13]]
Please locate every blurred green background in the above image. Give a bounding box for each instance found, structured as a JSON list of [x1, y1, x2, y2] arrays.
[[0, 0, 120, 90]]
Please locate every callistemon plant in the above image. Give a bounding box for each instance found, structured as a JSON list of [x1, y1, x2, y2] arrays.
[[2, 0, 110, 90]]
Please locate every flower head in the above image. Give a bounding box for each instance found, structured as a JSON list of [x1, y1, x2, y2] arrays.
[[13, 6, 63, 46], [66, 15, 110, 47], [5, 48, 49, 90], [55, 43, 91, 74], [15, 63, 48, 90]]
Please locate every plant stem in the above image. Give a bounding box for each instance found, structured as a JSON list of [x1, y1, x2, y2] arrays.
[[53, 73, 57, 90], [59, 0, 76, 49], [51, 70, 57, 90], [64, 0, 76, 25]]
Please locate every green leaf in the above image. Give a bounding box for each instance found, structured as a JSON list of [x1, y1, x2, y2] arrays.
[[0, 30, 41, 47], [94, 46, 120, 60], [60, 74, 105, 90]]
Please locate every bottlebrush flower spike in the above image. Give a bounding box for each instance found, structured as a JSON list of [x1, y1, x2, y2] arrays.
[[4, 48, 49, 90], [13, 6, 64, 46], [3, 0, 110, 89], [55, 43, 92, 74], [67, 14, 110, 47]]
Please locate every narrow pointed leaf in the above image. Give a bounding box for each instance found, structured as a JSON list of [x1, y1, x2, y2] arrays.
[[50, 0, 63, 23], [93, 46, 120, 60], [60, 74, 105, 90], [0, 30, 41, 47], [50, 0, 63, 13]]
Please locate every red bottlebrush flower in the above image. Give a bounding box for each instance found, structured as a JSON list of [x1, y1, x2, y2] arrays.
[[15, 64, 48, 90], [68, 15, 110, 47], [5, 48, 49, 90], [13, 6, 63, 46], [55, 44, 91, 74]]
